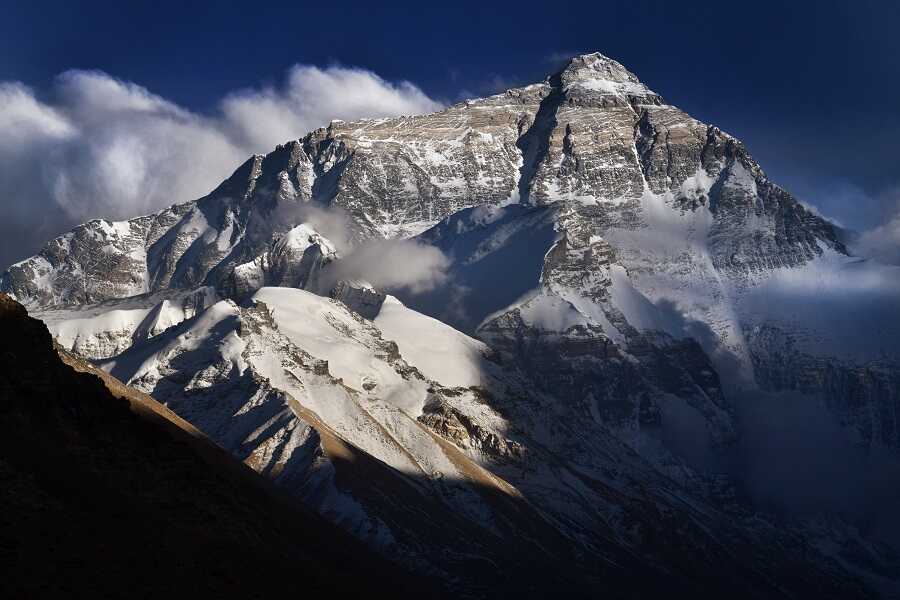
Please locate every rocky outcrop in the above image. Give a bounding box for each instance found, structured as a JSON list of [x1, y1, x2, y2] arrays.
[[419, 391, 525, 461], [330, 280, 386, 319], [227, 223, 338, 298]]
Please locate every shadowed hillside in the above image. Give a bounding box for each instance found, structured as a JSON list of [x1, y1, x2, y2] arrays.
[[0, 293, 441, 599]]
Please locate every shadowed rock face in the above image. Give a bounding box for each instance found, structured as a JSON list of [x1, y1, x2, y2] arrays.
[[330, 280, 386, 318], [0, 293, 440, 599]]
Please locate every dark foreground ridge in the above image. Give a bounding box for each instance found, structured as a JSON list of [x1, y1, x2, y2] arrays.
[[0, 293, 442, 599]]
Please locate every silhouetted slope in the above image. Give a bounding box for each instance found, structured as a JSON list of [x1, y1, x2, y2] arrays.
[[0, 293, 441, 599]]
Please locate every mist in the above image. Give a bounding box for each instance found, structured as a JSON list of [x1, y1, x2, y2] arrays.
[[648, 263, 900, 550], [733, 387, 900, 547], [853, 190, 900, 267]]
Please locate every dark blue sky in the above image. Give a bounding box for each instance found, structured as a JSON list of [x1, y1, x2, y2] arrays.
[[3, 0, 899, 230]]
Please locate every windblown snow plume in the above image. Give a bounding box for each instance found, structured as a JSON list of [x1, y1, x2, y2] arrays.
[[221, 65, 442, 151]]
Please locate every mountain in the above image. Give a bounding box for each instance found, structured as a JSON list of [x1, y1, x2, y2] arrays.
[[4, 52, 899, 596], [0, 293, 441, 598]]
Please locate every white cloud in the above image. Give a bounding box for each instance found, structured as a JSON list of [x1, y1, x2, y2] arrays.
[[854, 189, 900, 266], [55, 70, 190, 120], [321, 239, 450, 294], [0, 83, 74, 144], [0, 65, 442, 269], [43, 71, 245, 223]]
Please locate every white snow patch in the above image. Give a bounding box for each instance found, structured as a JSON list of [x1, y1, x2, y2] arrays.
[[569, 79, 651, 97], [375, 295, 488, 388]]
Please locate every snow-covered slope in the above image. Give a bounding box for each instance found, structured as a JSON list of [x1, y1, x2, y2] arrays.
[[96, 288, 575, 592], [35, 287, 217, 359], [98, 286, 886, 597], [373, 295, 490, 388], [101, 289, 518, 530]]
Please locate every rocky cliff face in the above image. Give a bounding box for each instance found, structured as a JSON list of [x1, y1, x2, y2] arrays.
[[4, 52, 899, 596]]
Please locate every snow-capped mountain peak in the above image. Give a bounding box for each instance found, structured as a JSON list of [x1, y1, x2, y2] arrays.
[[3, 50, 899, 596], [557, 51, 659, 99]]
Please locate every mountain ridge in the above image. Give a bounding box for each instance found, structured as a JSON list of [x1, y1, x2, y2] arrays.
[[0, 52, 846, 307]]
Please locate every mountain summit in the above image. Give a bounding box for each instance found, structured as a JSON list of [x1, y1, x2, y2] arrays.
[[556, 52, 660, 98], [3, 52, 899, 597]]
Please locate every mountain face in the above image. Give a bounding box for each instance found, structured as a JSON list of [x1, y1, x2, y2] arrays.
[[4, 53, 899, 596]]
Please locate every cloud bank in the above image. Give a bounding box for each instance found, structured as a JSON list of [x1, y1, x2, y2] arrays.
[[0, 66, 442, 269]]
